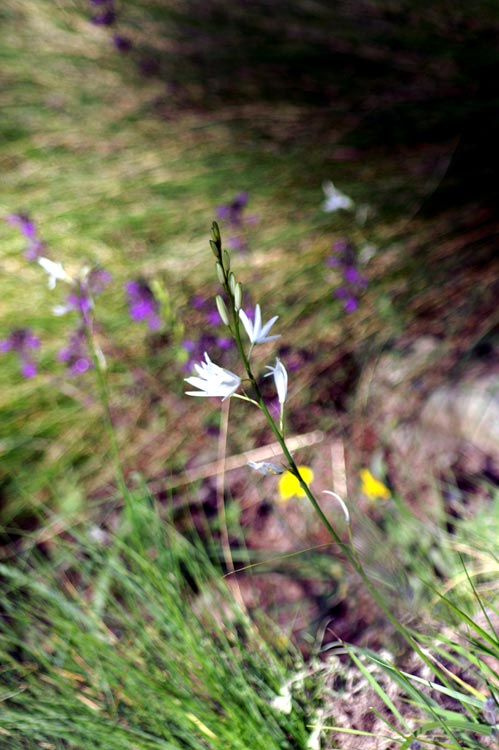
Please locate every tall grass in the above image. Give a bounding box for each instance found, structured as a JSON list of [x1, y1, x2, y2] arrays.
[[0, 496, 323, 750]]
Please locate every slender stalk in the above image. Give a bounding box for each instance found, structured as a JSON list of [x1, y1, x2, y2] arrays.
[[83, 318, 132, 517]]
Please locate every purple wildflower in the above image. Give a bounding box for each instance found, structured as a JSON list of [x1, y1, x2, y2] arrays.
[[216, 192, 249, 227], [190, 295, 206, 310], [55, 268, 111, 327], [6, 213, 45, 260], [58, 328, 93, 376], [206, 309, 221, 327], [86, 267, 112, 295], [216, 337, 232, 350], [0, 328, 40, 378], [326, 239, 367, 313], [342, 295, 359, 313], [216, 192, 255, 253], [227, 235, 247, 252], [125, 280, 161, 330], [7, 213, 36, 238], [113, 34, 132, 53], [64, 291, 94, 327], [88, 0, 116, 25]]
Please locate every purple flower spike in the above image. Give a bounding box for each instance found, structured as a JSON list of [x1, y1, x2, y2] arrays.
[[6, 213, 45, 260], [216, 192, 249, 228], [58, 329, 93, 376], [87, 267, 112, 295], [7, 213, 36, 238], [125, 280, 161, 330], [206, 309, 221, 326], [343, 266, 361, 284], [343, 297, 359, 313], [190, 295, 206, 310], [21, 361, 38, 378], [215, 191, 255, 253], [0, 328, 40, 378], [327, 238, 367, 313]]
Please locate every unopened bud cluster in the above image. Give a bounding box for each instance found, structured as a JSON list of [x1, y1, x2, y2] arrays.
[[211, 222, 243, 326]]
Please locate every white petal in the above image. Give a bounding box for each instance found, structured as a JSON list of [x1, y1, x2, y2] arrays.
[[258, 315, 280, 341], [238, 309, 254, 342], [253, 303, 262, 335]]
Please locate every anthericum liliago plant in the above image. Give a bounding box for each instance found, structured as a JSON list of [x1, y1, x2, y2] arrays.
[[184, 223, 462, 748]]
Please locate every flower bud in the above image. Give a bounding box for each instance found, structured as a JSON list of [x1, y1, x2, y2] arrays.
[[223, 249, 231, 272], [211, 221, 221, 244], [216, 295, 230, 326], [228, 272, 237, 294], [210, 240, 221, 260], [234, 282, 243, 311], [216, 262, 225, 285]]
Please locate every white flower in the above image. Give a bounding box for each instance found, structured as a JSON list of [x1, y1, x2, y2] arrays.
[[248, 461, 285, 475], [239, 304, 280, 345], [270, 685, 292, 714], [38, 256, 71, 289], [264, 357, 288, 404], [52, 304, 72, 316], [321, 180, 354, 212], [185, 352, 241, 400]]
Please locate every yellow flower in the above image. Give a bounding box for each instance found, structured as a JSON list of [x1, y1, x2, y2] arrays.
[[277, 466, 314, 502], [359, 468, 391, 500]]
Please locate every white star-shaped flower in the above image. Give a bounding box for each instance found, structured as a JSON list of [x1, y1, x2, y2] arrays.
[[185, 352, 241, 400], [264, 357, 288, 404], [321, 180, 354, 212], [38, 256, 72, 289], [239, 304, 280, 346]]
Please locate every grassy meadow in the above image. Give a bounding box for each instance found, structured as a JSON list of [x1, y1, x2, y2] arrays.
[[1, 2, 499, 748]]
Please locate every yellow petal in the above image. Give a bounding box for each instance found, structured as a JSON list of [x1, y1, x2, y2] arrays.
[[277, 466, 314, 502], [359, 468, 391, 500]]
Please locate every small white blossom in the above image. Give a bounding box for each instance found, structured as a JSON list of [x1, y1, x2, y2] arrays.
[[264, 357, 288, 404], [52, 304, 72, 316], [322, 180, 354, 212], [185, 352, 241, 400], [270, 685, 292, 715], [239, 304, 280, 346], [38, 256, 72, 289], [248, 461, 285, 475]]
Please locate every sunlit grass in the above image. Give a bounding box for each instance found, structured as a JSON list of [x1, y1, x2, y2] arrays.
[[0, 499, 321, 750]]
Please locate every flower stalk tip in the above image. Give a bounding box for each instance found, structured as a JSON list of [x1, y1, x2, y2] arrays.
[[211, 221, 221, 244]]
